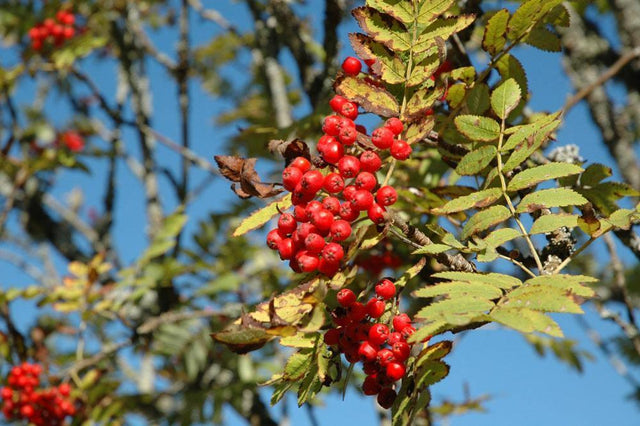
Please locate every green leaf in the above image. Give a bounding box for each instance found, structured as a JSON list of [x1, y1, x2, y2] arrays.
[[455, 145, 497, 176], [437, 188, 503, 214], [508, 163, 584, 191], [349, 33, 406, 85], [433, 271, 522, 289], [507, 0, 563, 40], [412, 244, 453, 254], [297, 365, 322, 406], [334, 75, 400, 117], [280, 334, 316, 349], [232, 194, 291, 237], [578, 182, 640, 216], [502, 112, 560, 151], [525, 275, 597, 298], [395, 257, 427, 289], [580, 163, 612, 186], [503, 119, 561, 171], [414, 15, 476, 53], [461, 205, 511, 239], [530, 214, 579, 234], [367, 0, 413, 24], [414, 281, 503, 299], [417, 341, 453, 362], [516, 188, 588, 213], [491, 78, 522, 119], [352, 7, 411, 51], [482, 9, 510, 56], [480, 227, 522, 248], [454, 115, 501, 142], [270, 377, 294, 406], [466, 83, 491, 115], [416, 0, 456, 24], [525, 26, 562, 52], [490, 307, 563, 337], [415, 360, 450, 387], [284, 350, 313, 380], [503, 285, 583, 313], [495, 54, 528, 97], [407, 50, 441, 87], [450, 66, 477, 84], [211, 325, 271, 354], [405, 115, 436, 144], [416, 297, 494, 324], [406, 83, 445, 118], [140, 208, 188, 262]]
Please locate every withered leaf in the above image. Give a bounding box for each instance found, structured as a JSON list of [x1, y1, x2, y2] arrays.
[[268, 138, 311, 165], [214, 155, 284, 199]]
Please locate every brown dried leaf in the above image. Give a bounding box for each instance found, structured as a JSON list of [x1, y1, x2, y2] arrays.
[[268, 138, 311, 165], [215, 155, 284, 199]]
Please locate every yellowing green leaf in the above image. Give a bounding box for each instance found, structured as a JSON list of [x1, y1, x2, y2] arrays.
[[352, 7, 411, 52], [508, 163, 584, 191], [349, 33, 406, 85], [530, 214, 579, 234], [416, 297, 495, 324], [334, 75, 400, 117], [414, 281, 503, 299], [481, 227, 522, 248], [416, 0, 456, 24], [455, 145, 497, 176], [491, 78, 522, 119], [461, 205, 511, 239], [525, 275, 597, 298], [414, 15, 475, 53], [454, 115, 501, 142], [433, 271, 522, 289], [503, 285, 583, 313], [516, 188, 588, 213], [482, 9, 510, 56], [525, 26, 562, 52], [466, 83, 491, 115], [437, 188, 503, 214], [405, 83, 444, 118], [232, 194, 291, 237], [367, 0, 414, 24], [490, 307, 563, 337], [284, 350, 313, 380]]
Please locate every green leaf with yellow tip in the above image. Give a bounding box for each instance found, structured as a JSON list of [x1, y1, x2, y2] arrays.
[[232, 193, 291, 237]]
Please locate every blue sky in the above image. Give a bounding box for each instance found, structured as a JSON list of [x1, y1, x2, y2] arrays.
[[1, 1, 639, 425]]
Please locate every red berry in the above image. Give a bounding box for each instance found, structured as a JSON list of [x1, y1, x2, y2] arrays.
[[371, 127, 394, 150], [338, 125, 357, 145], [277, 213, 297, 235], [330, 220, 352, 241], [375, 278, 396, 300], [329, 95, 348, 113], [390, 140, 412, 160], [317, 134, 336, 153], [282, 166, 303, 191], [391, 341, 411, 362], [63, 25, 75, 39], [358, 341, 378, 361], [322, 115, 341, 136], [339, 201, 360, 222], [360, 151, 382, 172], [387, 332, 403, 345], [311, 208, 334, 232], [340, 102, 359, 120], [342, 56, 362, 76], [296, 222, 318, 239], [61, 131, 84, 152], [362, 375, 382, 395], [392, 314, 412, 332], [364, 58, 376, 68], [322, 196, 341, 215], [355, 172, 377, 192], [337, 288, 356, 307], [296, 250, 319, 272], [290, 156, 311, 172], [355, 124, 367, 135], [342, 185, 358, 201], [318, 257, 340, 276], [43, 18, 56, 30], [366, 298, 385, 319], [367, 203, 386, 224], [348, 302, 368, 323], [294, 204, 308, 223], [401, 325, 416, 339], [58, 383, 71, 397], [323, 173, 345, 193], [277, 238, 294, 260], [338, 156, 360, 178], [368, 323, 390, 345], [322, 242, 344, 263], [385, 118, 404, 135], [351, 189, 374, 211], [321, 140, 344, 164], [386, 362, 406, 381], [20, 404, 34, 418], [52, 24, 64, 38], [376, 348, 395, 367], [0, 387, 12, 400], [266, 229, 283, 250], [301, 170, 324, 194], [305, 233, 326, 253], [376, 186, 397, 206], [324, 328, 340, 346]]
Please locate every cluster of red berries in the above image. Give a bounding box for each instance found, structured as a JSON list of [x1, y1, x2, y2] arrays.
[[266, 56, 410, 276], [59, 130, 85, 152], [323, 279, 418, 409], [355, 250, 402, 276], [28, 10, 76, 51], [1, 363, 76, 425]]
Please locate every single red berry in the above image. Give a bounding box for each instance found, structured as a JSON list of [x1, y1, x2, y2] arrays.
[[292, 185, 313, 205], [317, 134, 336, 153], [391, 341, 411, 362], [61, 131, 85, 152], [305, 233, 326, 253], [348, 302, 368, 323], [311, 208, 334, 232], [0, 387, 12, 400], [322, 196, 341, 215], [296, 222, 318, 239], [358, 341, 378, 362], [304, 200, 322, 219], [368, 323, 390, 346], [338, 156, 360, 178], [386, 362, 406, 381], [277, 238, 294, 260], [342, 56, 362, 76], [401, 325, 416, 339], [330, 220, 352, 241], [323, 173, 345, 193], [58, 383, 71, 397], [322, 115, 341, 136], [266, 229, 283, 250], [376, 348, 395, 367], [355, 124, 367, 135], [324, 328, 340, 346], [340, 102, 359, 120], [371, 127, 394, 149], [366, 298, 385, 319], [318, 257, 339, 276], [301, 170, 324, 194], [385, 118, 404, 135], [322, 242, 344, 263], [376, 186, 397, 206], [43, 18, 56, 30], [351, 189, 375, 211], [363, 361, 378, 376], [368, 203, 386, 224], [321, 140, 344, 164], [342, 185, 358, 201], [20, 404, 34, 418], [294, 204, 308, 223], [329, 95, 348, 113], [355, 172, 377, 191], [360, 151, 382, 172], [51, 24, 64, 38], [387, 332, 403, 345], [277, 213, 297, 235], [282, 166, 303, 191], [296, 250, 319, 272], [362, 375, 382, 395], [338, 125, 357, 145], [63, 25, 75, 39], [290, 156, 312, 173], [392, 314, 412, 332], [375, 278, 396, 300], [339, 201, 359, 222], [390, 140, 412, 160]]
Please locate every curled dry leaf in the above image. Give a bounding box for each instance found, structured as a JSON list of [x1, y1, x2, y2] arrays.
[[214, 155, 284, 199]]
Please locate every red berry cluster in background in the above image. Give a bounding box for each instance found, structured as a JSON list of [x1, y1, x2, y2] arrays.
[[28, 10, 76, 51], [323, 279, 420, 409], [266, 57, 409, 277], [1, 363, 76, 425], [60, 130, 85, 152]]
